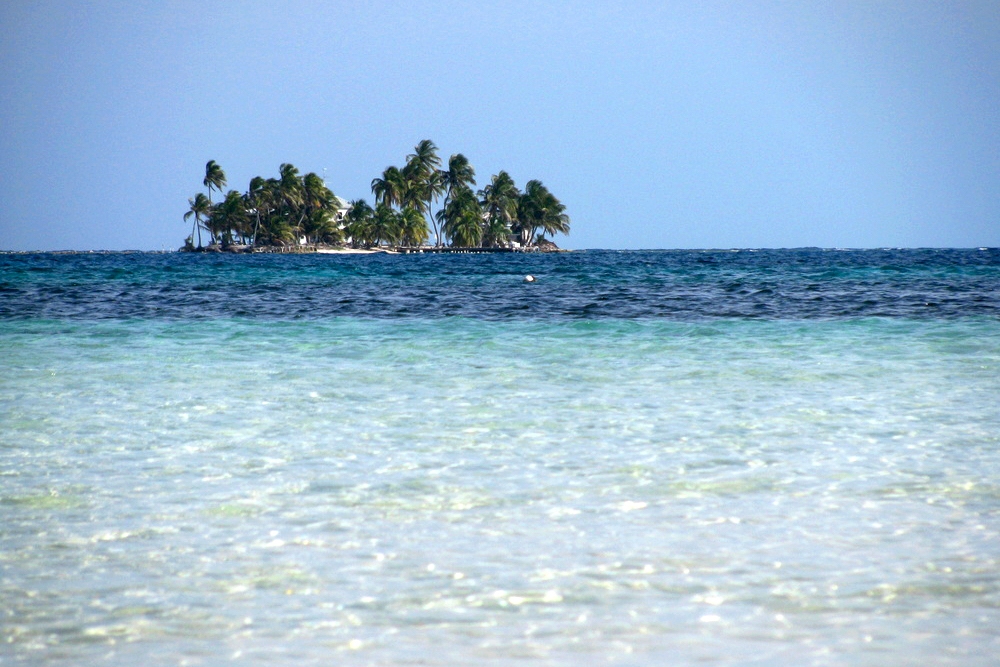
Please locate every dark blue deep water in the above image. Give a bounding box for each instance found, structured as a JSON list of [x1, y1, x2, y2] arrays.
[[2, 248, 999, 320]]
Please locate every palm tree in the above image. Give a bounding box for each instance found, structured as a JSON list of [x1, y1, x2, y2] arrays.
[[479, 171, 520, 248], [438, 154, 476, 246], [438, 185, 483, 247], [398, 206, 429, 247], [535, 183, 570, 241], [184, 192, 211, 248], [302, 208, 340, 245], [207, 190, 249, 247], [423, 167, 444, 220], [244, 176, 271, 246], [242, 172, 293, 247], [371, 166, 406, 209], [405, 140, 444, 244], [204, 160, 227, 205], [298, 172, 339, 243], [407, 140, 441, 177], [344, 199, 374, 247], [540, 205, 570, 240], [277, 163, 305, 242], [442, 153, 476, 196], [516, 180, 569, 247], [371, 204, 400, 247], [400, 160, 427, 213]]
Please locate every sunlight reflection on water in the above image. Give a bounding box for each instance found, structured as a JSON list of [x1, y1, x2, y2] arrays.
[[2, 315, 999, 665]]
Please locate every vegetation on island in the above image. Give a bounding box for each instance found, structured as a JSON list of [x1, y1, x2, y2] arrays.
[[182, 140, 569, 252]]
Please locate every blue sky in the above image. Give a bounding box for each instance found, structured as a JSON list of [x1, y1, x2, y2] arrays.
[[1, 0, 997, 250]]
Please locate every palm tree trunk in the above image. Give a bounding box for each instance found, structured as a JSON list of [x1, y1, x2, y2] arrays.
[[436, 195, 449, 247]]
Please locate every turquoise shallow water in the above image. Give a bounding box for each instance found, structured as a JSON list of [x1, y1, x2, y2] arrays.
[[2, 250, 1000, 665], [3, 313, 1000, 665]]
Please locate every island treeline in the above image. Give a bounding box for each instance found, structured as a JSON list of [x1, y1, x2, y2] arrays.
[[183, 140, 569, 252]]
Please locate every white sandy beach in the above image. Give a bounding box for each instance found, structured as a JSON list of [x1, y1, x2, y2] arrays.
[[315, 247, 395, 254]]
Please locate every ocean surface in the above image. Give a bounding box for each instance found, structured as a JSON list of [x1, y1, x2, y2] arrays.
[[2, 248, 999, 666]]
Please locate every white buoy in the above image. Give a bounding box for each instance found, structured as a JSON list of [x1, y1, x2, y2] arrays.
[[524, 275, 535, 283]]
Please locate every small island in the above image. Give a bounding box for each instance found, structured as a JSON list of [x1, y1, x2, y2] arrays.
[[183, 140, 570, 253]]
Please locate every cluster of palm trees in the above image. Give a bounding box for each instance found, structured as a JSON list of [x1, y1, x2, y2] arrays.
[[184, 161, 345, 249], [355, 140, 569, 249], [183, 140, 569, 250]]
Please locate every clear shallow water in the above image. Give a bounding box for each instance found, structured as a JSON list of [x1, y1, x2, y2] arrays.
[[2, 250, 999, 666]]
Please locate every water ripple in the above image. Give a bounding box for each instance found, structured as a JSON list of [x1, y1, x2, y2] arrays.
[[0, 248, 998, 320]]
